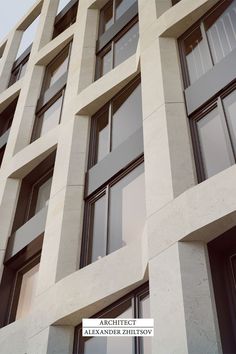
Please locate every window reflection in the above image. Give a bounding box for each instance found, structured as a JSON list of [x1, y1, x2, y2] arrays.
[[115, 0, 136, 20], [114, 22, 139, 67], [183, 27, 212, 84], [35, 95, 63, 138], [15, 263, 40, 320], [223, 90, 236, 152], [35, 176, 53, 213], [205, 0, 236, 64], [197, 107, 233, 177], [108, 164, 145, 253]]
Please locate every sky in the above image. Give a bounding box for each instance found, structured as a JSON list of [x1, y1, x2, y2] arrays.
[[0, 0, 37, 42], [0, 0, 72, 43]]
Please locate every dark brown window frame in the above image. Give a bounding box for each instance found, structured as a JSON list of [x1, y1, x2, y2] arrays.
[[88, 75, 141, 168], [0, 236, 42, 328], [8, 45, 32, 87], [11, 152, 56, 234], [31, 43, 72, 142], [190, 79, 236, 181], [0, 97, 18, 137], [31, 88, 65, 142], [73, 282, 149, 354], [95, 1, 138, 79], [179, 0, 235, 89], [81, 154, 144, 268], [53, 0, 78, 38]]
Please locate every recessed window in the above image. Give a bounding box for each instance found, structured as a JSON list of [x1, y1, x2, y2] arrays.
[[33, 93, 64, 140], [42, 46, 70, 91], [15, 261, 40, 320], [191, 84, 236, 180], [91, 77, 142, 166], [8, 49, 31, 87], [179, 0, 236, 87], [96, 0, 138, 79], [82, 159, 145, 266], [53, 0, 78, 38], [74, 284, 150, 354]]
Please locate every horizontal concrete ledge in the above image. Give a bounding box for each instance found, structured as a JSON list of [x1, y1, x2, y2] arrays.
[[0, 81, 22, 113], [159, 0, 219, 38], [5, 207, 47, 262], [148, 164, 236, 260]]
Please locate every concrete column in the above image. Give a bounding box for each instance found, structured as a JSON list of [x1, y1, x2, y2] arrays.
[[140, 19, 195, 217], [27, 325, 74, 354], [149, 241, 222, 354]]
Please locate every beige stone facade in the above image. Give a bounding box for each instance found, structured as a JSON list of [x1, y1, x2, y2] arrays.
[[0, 0, 234, 353]]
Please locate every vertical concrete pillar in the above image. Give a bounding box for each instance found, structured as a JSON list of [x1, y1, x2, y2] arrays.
[[140, 2, 195, 216], [149, 241, 222, 354]]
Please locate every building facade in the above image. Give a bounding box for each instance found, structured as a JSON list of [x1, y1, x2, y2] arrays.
[[0, 0, 235, 352]]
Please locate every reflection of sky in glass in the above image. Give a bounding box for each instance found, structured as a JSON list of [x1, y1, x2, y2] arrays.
[[16, 16, 40, 58], [57, 0, 72, 14]]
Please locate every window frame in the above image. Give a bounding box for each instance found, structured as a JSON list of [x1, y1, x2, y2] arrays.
[[81, 155, 144, 268], [88, 75, 141, 168], [0, 237, 42, 327], [190, 80, 236, 181], [95, 0, 138, 79], [179, 0, 236, 89], [8, 45, 32, 87], [73, 282, 149, 354], [53, 0, 78, 38]]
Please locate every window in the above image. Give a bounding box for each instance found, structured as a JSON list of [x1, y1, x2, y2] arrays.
[[96, 0, 138, 79], [8, 15, 40, 87], [53, 0, 78, 38], [11, 152, 55, 234], [208, 227, 236, 353], [191, 83, 236, 180], [73, 284, 151, 354], [0, 97, 18, 167], [81, 76, 144, 267], [179, 0, 236, 181], [179, 0, 236, 87], [0, 241, 42, 327], [8, 49, 30, 86], [32, 44, 71, 141], [89, 76, 142, 166], [81, 158, 145, 266]]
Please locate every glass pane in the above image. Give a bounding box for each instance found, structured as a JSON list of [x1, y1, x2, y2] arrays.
[[16, 263, 40, 320], [37, 95, 63, 138], [223, 89, 236, 152], [16, 16, 40, 59], [101, 49, 113, 76], [183, 26, 212, 85], [35, 176, 53, 214], [115, 0, 136, 20], [91, 194, 107, 263], [84, 337, 107, 354], [106, 303, 133, 354], [96, 109, 109, 163], [114, 22, 139, 67], [112, 82, 142, 150], [57, 0, 71, 13], [205, 0, 236, 64], [108, 163, 145, 254], [197, 108, 233, 178], [18, 60, 28, 80], [101, 1, 114, 33], [47, 53, 69, 89], [140, 294, 152, 354], [84, 299, 133, 354]]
